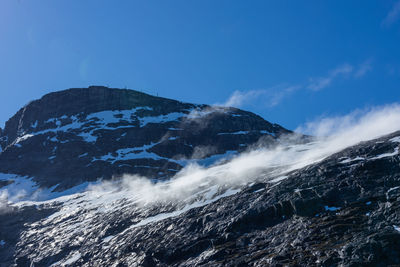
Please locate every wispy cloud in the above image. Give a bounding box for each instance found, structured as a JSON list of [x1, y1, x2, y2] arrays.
[[354, 59, 373, 78], [268, 85, 301, 107], [221, 60, 372, 109], [308, 63, 353, 91], [220, 85, 301, 109], [222, 90, 267, 107], [382, 0, 400, 27]]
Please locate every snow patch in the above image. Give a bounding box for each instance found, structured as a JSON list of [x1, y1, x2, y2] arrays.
[[129, 188, 240, 229], [94, 142, 165, 163], [324, 206, 340, 211], [390, 136, 400, 143], [268, 176, 288, 183], [15, 134, 34, 144], [102, 235, 114, 243], [50, 251, 81, 266], [370, 147, 399, 160], [218, 131, 249, 135], [339, 156, 364, 164], [0, 173, 91, 202], [31, 120, 38, 128], [16, 107, 187, 144], [388, 186, 400, 194], [139, 112, 185, 127]]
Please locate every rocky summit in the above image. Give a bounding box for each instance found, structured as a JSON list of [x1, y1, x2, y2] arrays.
[[1, 87, 400, 267], [0, 86, 290, 191]]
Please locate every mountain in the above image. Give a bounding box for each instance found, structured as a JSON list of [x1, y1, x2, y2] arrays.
[[2, 87, 400, 266], [0, 86, 290, 192], [2, 129, 400, 266]]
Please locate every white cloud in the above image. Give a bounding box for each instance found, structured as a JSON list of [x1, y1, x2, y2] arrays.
[[268, 85, 301, 107], [220, 85, 301, 109], [221, 90, 267, 107], [330, 64, 354, 76], [308, 63, 353, 91], [221, 60, 371, 109], [307, 77, 332, 91], [382, 0, 400, 27], [0, 190, 11, 214], [354, 59, 373, 78]]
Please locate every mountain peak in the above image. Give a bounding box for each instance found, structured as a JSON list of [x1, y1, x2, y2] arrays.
[[1, 87, 195, 148], [0, 86, 290, 190]]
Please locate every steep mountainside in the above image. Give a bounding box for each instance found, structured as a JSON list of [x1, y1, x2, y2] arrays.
[[0, 86, 290, 191], [1, 130, 400, 266], [2, 87, 400, 267]]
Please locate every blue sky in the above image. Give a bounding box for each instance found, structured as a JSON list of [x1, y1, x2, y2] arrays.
[[1, 0, 400, 130]]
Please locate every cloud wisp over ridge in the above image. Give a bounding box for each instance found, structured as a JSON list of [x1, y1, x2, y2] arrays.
[[4, 104, 400, 209], [87, 103, 400, 208]]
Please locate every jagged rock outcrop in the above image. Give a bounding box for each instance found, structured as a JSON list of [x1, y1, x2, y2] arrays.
[[0, 86, 290, 190]]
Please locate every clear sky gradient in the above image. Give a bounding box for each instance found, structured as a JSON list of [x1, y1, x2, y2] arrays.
[[1, 0, 400, 130]]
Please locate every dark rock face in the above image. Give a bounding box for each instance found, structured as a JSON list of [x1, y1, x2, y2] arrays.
[[0, 205, 57, 266], [2, 131, 400, 266], [0, 86, 290, 190]]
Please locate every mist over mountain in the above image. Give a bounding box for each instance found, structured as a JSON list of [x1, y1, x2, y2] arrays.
[[1, 87, 400, 266]]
